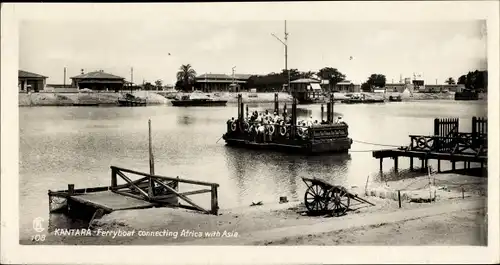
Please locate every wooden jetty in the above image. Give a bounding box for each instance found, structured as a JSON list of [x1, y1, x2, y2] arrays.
[[373, 117, 487, 174], [48, 166, 220, 219], [48, 119, 219, 221]]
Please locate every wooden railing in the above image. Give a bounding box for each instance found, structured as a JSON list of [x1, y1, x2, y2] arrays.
[[408, 134, 487, 156], [110, 166, 219, 215]]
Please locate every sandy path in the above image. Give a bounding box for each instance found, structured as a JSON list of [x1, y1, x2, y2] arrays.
[[265, 208, 487, 246], [181, 197, 486, 245]]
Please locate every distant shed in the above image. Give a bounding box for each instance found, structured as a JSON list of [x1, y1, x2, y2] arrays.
[[70, 70, 126, 91]]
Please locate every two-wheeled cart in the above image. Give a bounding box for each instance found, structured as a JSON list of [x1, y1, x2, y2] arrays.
[[302, 177, 375, 216]]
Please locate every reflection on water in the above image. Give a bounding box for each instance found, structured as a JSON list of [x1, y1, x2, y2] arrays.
[[19, 100, 487, 239], [224, 147, 351, 203]]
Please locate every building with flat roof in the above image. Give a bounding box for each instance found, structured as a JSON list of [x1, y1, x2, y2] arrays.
[[70, 70, 126, 91], [195, 73, 252, 92], [18, 70, 48, 92]]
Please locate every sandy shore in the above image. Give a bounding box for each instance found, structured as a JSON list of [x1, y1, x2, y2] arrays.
[[25, 172, 487, 246]]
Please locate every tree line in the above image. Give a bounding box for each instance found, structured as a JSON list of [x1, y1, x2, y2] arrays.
[[172, 63, 488, 93]]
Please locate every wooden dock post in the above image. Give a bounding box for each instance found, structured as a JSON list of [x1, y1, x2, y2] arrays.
[[111, 167, 117, 188], [326, 102, 331, 123], [409, 157, 413, 171], [452, 160, 456, 171], [437, 159, 441, 173], [210, 184, 219, 215], [379, 158, 383, 173], [274, 93, 279, 113], [148, 119, 155, 199], [394, 157, 399, 173], [68, 184, 75, 196], [321, 104, 324, 121], [420, 159, 424, 172], [398, 190, 401, 208]]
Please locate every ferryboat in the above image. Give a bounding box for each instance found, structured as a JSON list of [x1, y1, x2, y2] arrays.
[[221, 93, 352, 154], [171, 92, 227, 107]]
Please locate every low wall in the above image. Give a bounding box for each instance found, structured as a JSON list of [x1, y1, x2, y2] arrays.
[[19, 91, 168, 106]]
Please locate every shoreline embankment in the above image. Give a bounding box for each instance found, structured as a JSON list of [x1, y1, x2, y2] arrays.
[[18, 91, 487, 107], [24, 171, 487, 245]]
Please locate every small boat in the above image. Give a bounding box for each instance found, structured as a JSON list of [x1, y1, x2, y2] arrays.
[[117, 93, 147, 106], [455, 89, 479, 101], [341, 93, 385, 104], [73, 102, 100, 107], [171, 93, 227, 107], [388, 95, 402, 102]]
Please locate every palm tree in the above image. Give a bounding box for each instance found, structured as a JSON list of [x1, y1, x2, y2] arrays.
[[154, 79, 163, 90], [445, 77, 456, 85], [176, 64, 197, 92]]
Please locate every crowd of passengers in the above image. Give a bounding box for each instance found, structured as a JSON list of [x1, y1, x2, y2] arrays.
[[227, 109, 344, 143]]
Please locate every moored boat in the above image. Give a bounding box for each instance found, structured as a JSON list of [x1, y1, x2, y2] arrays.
[[171, 93, 227, 107], [388, 95, 402, 102], [341, 93, 385, 104], [117, 93, 147, 106], [454, 89, 479, 101]]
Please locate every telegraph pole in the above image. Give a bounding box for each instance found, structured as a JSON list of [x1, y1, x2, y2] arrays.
[[232, 66, 236, 92], [285, 20, 289, 93], [272, 20, 289, 94]]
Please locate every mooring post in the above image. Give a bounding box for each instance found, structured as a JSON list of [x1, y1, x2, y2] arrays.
[[148, 119, 155, 199], [321, 104, 324, 122], [326, 102, 331, 123], [68, 184, 75, 196], [111, 167, 117, 189], [452, 160, 456, 171], [394, 157, 399, 173], [379, 158, 383, 173], [246, 104, 249, 118], [437, 159, 441, 173], [462, 187, 464, 199], [210, 184, 219, 215], [330, 93, 334, 122], [421, 159, 424, 172], [398, 190, 401, 208], [274, 93, 279, 113], [409, 157, 413, 171], [148, 119, 155, 176], [291, 97, 297, 137]]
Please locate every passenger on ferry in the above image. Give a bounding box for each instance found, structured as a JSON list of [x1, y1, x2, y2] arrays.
[[336, 116, 343, 123]]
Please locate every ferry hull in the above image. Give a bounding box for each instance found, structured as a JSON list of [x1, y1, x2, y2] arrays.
[[223, 135, 352, 154]]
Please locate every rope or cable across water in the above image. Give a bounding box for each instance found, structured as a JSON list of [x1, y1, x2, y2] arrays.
[[352, 139, 404, 148]]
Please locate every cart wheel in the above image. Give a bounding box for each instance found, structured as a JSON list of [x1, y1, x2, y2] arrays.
[[325, 187, 350, 217], [304, 183, 327, 213]]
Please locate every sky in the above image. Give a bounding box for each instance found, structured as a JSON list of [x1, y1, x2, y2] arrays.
[[19, 20, 487, 86]]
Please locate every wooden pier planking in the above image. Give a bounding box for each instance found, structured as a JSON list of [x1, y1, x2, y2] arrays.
[[69, 191, 158, 212]]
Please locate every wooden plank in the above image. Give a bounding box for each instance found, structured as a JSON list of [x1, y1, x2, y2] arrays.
[[115, 170, 150, 199], [73, 191, 156, 211], [153, 178, 210, 214], [111, 166, 219, 187], [153, 189, 212, 200]]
